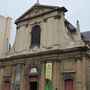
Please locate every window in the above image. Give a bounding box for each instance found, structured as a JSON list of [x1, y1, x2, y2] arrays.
[[31, 25, 41, 47]]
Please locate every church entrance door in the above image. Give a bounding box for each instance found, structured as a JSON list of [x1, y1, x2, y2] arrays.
[[29, 76, 38, 90], [30, 82, 37, 90]]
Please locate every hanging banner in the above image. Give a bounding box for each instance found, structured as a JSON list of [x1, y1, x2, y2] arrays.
[[46, 63, 52, 81]]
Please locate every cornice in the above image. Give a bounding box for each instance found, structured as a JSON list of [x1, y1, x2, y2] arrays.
[[15, 7, 67, 24], [0, 46, 88, 62]]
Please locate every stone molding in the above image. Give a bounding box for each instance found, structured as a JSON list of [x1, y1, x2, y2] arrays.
[[62, 71, 75, 80], [54, 15, 61, 19], [3, 75, 12, 82], [25, 61, 41, 76]]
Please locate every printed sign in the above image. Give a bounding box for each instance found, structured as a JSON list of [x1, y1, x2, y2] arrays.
[[46, 63, 52, 80]]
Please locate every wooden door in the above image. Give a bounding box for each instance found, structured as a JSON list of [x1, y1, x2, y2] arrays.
[[65, 79, 73, 90], [3, 81, 10, 90], [29, 76, 38, 90], [30, 82, 37, 90]]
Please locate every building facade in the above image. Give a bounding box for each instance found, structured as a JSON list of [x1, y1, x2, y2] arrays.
[[0, 15, 12, 58], [0, 3, 90, 90]]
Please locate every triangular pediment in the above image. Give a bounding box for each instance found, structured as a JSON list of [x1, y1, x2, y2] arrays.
[[15, 4, 59, 23]]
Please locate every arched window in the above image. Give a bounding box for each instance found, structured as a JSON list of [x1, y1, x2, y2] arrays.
[[31, 25, 41, 47]]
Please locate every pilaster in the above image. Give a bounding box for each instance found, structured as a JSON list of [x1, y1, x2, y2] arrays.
[[58, 12, 65, 48], [39, 63, 45, 90], [76, 59, 82, 90], [0, 66, 4, 90], [41, 20, 47, 50], [11, 65, 15, 90], [20, 64, 26, 90], [46, 17, 54, 48], [52, 61, 61, 90], [53, 16, 59, 49], [82, 57, 87, 90]]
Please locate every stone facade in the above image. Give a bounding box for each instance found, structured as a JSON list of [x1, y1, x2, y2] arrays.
[[0, 3, 90, 90], [0, 15, 12, 58]]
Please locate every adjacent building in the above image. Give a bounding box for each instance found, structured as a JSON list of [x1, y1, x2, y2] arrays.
[[0, 3, 90, 90], [0, 15, 12, 58]]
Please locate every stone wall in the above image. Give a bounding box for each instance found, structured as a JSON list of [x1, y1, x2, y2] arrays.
[[0, 15, 12, 57]]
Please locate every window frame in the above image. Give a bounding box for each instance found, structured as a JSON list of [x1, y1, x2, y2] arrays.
[[31, 25, 41, 47]]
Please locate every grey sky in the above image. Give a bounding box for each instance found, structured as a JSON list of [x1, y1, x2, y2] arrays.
[[0, 0, 90, 44]]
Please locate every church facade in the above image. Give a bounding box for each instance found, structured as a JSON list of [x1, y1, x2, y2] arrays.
[[0, 3, 90, 90]]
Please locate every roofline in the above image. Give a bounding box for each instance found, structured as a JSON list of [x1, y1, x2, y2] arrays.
[[15, 7, 67, 24], [0, 15, 12, 19], [65, 19, 76, 31], [81, 33, 90, 43], [15, 4, 67, 24]]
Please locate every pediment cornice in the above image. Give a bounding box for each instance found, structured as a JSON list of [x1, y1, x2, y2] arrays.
[[15, 4, 67, 24]]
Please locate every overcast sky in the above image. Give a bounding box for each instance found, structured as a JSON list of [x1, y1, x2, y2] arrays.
[[0, 0, 90, 44]]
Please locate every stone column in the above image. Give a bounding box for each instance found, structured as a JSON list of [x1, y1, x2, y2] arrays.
[[82, 57, 87, 90], [11, 65, 15, 90], [39, 63, 45, 90], [76, 59, 82, 90], [0, 66, 4, 90], [20, 64, 26, 90], [52, 61, 61, 90]]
